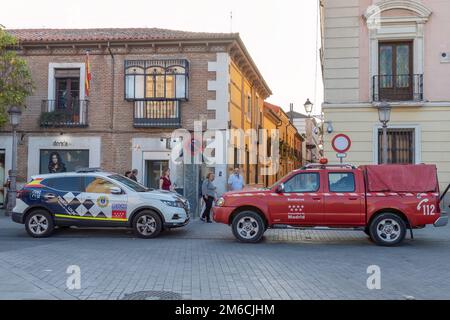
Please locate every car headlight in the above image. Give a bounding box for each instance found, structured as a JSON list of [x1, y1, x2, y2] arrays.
[[216, 197, 225, 207], [161, 200, 185, 208]]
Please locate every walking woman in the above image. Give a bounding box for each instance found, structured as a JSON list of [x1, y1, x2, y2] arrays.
[[159, 167, 173, 191], [201, 172, 217, 223]]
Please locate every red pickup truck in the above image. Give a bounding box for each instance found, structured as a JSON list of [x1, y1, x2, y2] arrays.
[[213, 163, 448, 246]]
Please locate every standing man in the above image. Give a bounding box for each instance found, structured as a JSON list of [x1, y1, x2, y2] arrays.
[[228, 167, 245, 192]]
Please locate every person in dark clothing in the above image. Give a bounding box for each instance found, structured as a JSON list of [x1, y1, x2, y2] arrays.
[[130, 169, 138, 182], [48, 152, 66, 173], [201, 172, 217, 223], [124, 171, 132, 179]]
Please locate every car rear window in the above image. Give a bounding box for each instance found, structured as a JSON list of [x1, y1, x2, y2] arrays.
[[41, 177, 83, 192], [328, 172, 355, 192]]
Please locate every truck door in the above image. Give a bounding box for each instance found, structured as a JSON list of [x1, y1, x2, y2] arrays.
[[323, 171, 365, 226], [269, 172, 323, 225]]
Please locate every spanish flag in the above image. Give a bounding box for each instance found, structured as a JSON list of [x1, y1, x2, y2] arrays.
[[85, 51, 92, 97]]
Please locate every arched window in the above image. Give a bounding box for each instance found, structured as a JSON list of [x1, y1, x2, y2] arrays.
[[125, 60, 189, 101]]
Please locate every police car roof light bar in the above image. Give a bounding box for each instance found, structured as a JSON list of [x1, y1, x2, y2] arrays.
[[75, 167, 104, 173]]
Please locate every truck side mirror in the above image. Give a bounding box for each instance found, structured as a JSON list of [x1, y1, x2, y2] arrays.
[[276, 183, 285, 193]]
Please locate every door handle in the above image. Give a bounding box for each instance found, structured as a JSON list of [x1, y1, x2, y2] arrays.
[[349, 197, 358, 200], [312, 197, 321, 201], [43, 193, 56, 200]]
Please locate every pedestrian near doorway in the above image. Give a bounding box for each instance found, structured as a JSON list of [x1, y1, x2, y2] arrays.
[[159, 167, 173, 191], [201, 172, 217, 223], [228, 167, 245, 191]]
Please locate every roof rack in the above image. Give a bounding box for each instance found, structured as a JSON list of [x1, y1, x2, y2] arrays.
[[301, 163, 356, 170], [75, 167, 104, 173]]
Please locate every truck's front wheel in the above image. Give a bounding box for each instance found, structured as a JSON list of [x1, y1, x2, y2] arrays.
[[369, 213, 406, 246], [232, 211, 265, 243]]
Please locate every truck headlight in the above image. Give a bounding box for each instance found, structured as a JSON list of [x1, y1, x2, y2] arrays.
[[161, 200, 184, 208], [216, 197, 225, 207]]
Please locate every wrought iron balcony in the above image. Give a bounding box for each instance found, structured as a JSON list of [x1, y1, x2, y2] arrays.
[[372, 74, 423, 102], [40, 100, 88, 127], [134, 100, 181, 128]]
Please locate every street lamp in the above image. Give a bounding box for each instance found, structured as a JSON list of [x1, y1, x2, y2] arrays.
[[304, 98, 313, 116], [377, 101, 391, 164], [6, 106, 22, 216]]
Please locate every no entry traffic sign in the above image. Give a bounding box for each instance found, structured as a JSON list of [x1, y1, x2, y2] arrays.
[[332, 134, 352, 154]]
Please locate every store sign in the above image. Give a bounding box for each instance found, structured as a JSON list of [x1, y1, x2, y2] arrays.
[[52, 140, 70, 147]]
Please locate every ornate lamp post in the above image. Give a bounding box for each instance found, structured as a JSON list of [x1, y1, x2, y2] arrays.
[[304, 98, 313, 117], [6, 106, 22, 216], [378, 101, 391, 164]]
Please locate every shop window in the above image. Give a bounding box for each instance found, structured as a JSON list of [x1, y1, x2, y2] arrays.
[[40, 150, 89, 174]]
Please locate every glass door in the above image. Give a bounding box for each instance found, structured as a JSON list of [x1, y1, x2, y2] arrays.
[[379, 41, 413, 101], [145, 160, 169, 190]]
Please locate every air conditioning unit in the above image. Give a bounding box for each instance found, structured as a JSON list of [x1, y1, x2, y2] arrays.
[[441, 52, 450, 63]]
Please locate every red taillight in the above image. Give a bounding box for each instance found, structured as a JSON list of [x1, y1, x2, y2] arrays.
[[16, 189, 28, 199]]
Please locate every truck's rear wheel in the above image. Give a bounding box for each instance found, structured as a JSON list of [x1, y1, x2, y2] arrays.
[[231, 211, 265, 243], [369, 213, 406, 246]]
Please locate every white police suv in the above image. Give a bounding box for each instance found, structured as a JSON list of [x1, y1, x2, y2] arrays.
[[12, 168, 190, 238]]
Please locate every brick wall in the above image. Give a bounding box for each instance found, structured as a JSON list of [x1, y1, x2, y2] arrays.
[[1, 45, 223, 182]]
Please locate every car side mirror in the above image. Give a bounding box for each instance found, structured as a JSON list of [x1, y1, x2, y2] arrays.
[[276, 183, 285, 193], [110, 187, 122, 195]]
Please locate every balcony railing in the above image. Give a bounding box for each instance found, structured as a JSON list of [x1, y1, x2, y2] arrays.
[[372, 74, 423, 102], [40, 100, 88, 127], [134, 101, 181, 128]]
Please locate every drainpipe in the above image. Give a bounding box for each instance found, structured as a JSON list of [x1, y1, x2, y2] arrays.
[[107, 43, 116, 171], [107, 42, 115, 131]]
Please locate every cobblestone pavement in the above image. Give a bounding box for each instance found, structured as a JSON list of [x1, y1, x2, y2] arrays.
[[0, 211, 449, 300]]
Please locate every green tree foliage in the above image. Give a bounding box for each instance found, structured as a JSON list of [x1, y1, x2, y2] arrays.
[[0, 27, 34, 127]]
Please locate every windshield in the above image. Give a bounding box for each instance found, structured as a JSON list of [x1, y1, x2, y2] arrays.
[[108, 174, 150, 192], [267, 173, 292, 190]]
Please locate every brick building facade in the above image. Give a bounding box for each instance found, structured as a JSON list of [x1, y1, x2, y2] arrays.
[[0, 28, 272, 212]]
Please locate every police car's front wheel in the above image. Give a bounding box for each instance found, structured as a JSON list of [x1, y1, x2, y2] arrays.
[[133, 211, 162, 239], [25, 210, 54, 238]]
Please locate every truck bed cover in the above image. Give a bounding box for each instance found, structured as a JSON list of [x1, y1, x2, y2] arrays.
[[361, 164, 438, 193]]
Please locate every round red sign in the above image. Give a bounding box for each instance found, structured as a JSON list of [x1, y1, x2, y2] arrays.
[[332, 134, 352, 153]]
